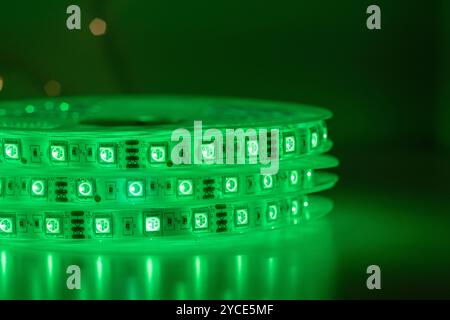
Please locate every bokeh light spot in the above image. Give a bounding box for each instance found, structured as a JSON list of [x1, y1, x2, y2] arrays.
[[89, 18, 107, 36], [25, 105, 35, 113], [44, 80, 61, 97], [59, 102, 70, 112]]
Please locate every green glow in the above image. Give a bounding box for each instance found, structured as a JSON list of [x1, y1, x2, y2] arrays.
[[235, 209, 249, 226], [311, 132, 319, 148], [59, 102, 70, 112], [25, 104, 35, 113], [78, 180, 94, 197], [150, 145, 166, 163], [4, 143, 19, 160], [225, 177, 238, 193], [128, 181, 144, 197], [0, 218, 13, 234], [0, 96, 337, 241], [44, 101, 54, 110], [201, 143, 216, 160], [290, 170, 298, 185], [291, 200, 299, 215], [45, 218, 61, 234], [145, 216, 161, 232], [31, 180, 46, 196], [50, 145, 66, 162], [262, 174, 274, 189], [267, 205, 278, 221], [99, 146, 115, 164], [194, 213, 208, 230], [284, 135, 296, 153], [246, 140, 259, 157], [95, 218, 112, 234], [178, 180, 194, 196]]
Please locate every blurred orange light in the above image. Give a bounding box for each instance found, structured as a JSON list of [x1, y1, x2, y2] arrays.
[[44, 80, 61, 97], [89, 18, 107, 36]]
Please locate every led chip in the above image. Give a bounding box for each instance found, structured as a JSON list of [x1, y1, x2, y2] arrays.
[[0, 216, 15, 234], [246, 140, 259, 157], [77, 179, 94, 198], [4, 142, 20, 160], [149, 144, 167, 163], [235, 208, 249, 227], [127, 180, 145, 198], [50, 144, 67, 162], [261, 174, 274, 190], [31, 179, 46, 197], [178, 179, 194, 196], [193, 212, 208, 230], [291, 199, 299, 216], [98, 145, 116, 164], [45, 217, 62, 235], [94, 217, 112, 235], [266, 204, 278, 222], [201, 142, 215, 161], [289, 170, 299, 186], [145, 215, 161, 233], [283, 134, 296, 154], [310, 129, 319, 149], [224, 177, 238, 193]]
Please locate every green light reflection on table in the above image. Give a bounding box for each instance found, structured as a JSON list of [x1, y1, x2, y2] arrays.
[[0, 219, 335, 300]]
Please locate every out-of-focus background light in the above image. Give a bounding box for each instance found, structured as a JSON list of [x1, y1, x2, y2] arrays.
[[89, 18, 107, 36], [44, 80, 61, 96]]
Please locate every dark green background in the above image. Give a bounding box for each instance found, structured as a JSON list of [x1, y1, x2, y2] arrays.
[[0, 0, 449, 299]]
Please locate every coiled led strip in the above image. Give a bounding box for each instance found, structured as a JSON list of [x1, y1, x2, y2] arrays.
[[0, 193, 335, 240], [0, 96, 338, 242], [0, 96, 331, 169]]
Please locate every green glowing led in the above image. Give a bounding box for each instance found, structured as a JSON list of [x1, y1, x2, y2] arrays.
[[311, 131, 319, 148], [45, 218, 61, 234], [178, 180, 194, 196], [194, 212, 208, 230], [25, 104, 35, 113], [201, 143, 215, 161], [291, 200, 299, 215], [145, 216, 161, 232], [247, 140, 259, 157], [290, 170, 298, 185], [31, 179, 46, 197], [150, 145, 167, 163], [4, 143, 20, 160], [0, 96, 338, 241], [0, 217, 14, 234], [262, 174, 274, 189], [78, 180, 94, 197], [267, 204, 278, 221], [50, 145, 67, 162], [95, 217, 112, 234], [59, 102, 70, 112], [284, 135, 296, 153], [235, 209, 249, 226], [98, 146, 115, 164], [128, 180, 144, 197], [224, 177, 238, 193]]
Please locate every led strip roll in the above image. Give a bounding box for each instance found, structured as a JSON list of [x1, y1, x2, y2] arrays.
[[0, 96, 331, 169], [0, 96, 338, 242]]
